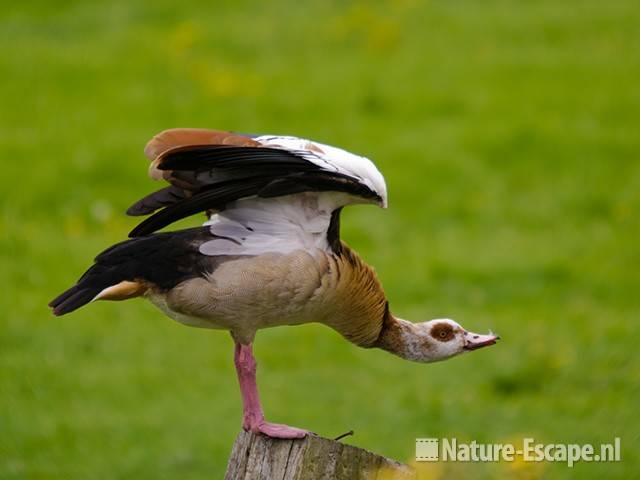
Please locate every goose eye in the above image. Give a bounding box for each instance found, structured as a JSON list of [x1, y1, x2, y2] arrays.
[[430, 322, 454, 342]]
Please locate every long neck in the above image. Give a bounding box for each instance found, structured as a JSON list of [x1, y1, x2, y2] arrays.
[[373, 313, 438, 362], [321, 243, 389, 347]]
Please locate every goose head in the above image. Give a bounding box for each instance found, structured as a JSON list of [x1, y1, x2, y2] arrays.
[[376, 317, 499, 363]]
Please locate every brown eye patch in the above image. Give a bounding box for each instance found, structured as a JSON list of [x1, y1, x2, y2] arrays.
[[430, 322, 455, 342]]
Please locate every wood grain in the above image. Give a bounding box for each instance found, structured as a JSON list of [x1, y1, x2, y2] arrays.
[[225, 431, 415, 480]]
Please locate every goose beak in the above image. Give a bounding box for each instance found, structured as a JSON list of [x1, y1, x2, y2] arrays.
[[463, 330, 500, 351]]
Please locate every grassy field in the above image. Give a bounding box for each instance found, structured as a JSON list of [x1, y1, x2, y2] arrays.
[[1, 1, 639, 478]]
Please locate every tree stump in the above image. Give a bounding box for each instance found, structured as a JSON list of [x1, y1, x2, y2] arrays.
[[225, 431, 416, 480]]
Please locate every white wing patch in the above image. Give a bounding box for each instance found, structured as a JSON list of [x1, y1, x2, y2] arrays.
[[199, 135, 388, 257], [254, 135, 388, 208], [200, 192, 348, 256]]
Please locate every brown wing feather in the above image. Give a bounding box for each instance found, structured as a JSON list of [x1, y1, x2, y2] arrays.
[[145, 128, 261, 161], [146, 129, 261, 180], [127, 129, 381, 235], [130, 129, 264, 214]]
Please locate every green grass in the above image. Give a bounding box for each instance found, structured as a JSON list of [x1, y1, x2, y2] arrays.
[[1, 1, 639, 478]]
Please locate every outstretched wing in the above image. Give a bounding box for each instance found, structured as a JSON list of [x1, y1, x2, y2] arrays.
[[127, 128, 388, 255]]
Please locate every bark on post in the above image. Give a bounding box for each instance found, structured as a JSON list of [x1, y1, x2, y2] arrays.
[[225, 431, 415, 480]]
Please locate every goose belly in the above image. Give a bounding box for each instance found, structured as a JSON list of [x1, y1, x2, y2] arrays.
[[147, 249, 337, 339]]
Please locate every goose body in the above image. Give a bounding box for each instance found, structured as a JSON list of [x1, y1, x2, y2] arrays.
[[50, 128, 498, 438], [149, 242, 387, 347]]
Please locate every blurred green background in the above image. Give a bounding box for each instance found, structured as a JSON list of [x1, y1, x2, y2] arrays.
[[1, 1, 638, 478]]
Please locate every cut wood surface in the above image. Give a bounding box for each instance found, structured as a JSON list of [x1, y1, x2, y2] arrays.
[[225, 430, 416, 480]]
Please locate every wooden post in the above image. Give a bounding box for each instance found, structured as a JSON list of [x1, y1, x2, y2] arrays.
[[225, 431, 416, 480]]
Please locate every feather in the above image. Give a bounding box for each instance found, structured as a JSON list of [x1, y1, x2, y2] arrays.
[[126, 186, 189, 216], [128, 177, 269, 237], [144, 128, 260, 161], [49, 227, 230, 315], [126, 129, 388, 258], [157, 146, 312, 171], [93, 281, 146, 301]]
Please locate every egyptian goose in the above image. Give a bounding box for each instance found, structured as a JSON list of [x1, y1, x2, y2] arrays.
[[50, 129, 498, 439]]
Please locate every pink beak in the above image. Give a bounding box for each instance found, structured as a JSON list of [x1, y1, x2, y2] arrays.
[[463, 330, 500, 351]]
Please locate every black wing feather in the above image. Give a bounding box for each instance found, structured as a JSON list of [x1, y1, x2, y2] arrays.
[[126, 185, 188, 216], [129, 178, 269, 237], [159, 146, 312, 171], [49, 228, 219, 315], [127, 146, 380, 237]]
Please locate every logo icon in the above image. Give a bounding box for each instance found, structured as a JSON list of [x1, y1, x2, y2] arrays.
[[416, 438, 439, 462]]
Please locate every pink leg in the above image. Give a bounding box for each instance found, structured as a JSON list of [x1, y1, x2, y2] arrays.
[[234, 342, 308, 439]]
